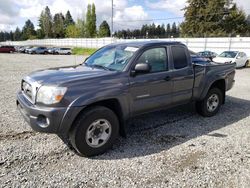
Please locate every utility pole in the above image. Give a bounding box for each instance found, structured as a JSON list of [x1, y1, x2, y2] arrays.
[[111, 0, 113, 37]]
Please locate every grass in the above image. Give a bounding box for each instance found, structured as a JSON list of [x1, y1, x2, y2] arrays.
[[72, 47, 97, 56]]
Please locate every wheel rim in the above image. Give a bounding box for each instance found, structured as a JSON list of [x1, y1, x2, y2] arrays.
[[207, 94, 219, 112], [85, 119, 112, 148]]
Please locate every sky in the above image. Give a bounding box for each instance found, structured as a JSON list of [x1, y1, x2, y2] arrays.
[[0, 0, 249, 32]]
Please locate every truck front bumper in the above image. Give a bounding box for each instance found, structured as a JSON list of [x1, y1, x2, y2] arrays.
[[16, 91, 84, 134]]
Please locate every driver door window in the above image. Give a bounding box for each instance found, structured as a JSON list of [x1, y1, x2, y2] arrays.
[[137, 48, 167, 73]]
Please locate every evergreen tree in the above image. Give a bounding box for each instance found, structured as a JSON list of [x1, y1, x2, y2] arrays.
[[0, 31, 4, 41], [98, 21, 111, 37], [21, 19, 36, 40], [160, 24, 166, 38], [65, 10, 75, 27], [85, 4, 92, 37], [9, 31, 14, 41], [166, 23, 171, 38], [181, 0, 247, 37], [85, 3, 97, 37], [91, 3, 97, 37], [171, 22, 177, 37], [13, 27, 22, 41], [53, 13, 65, 38], [39, 6, 53, 38]]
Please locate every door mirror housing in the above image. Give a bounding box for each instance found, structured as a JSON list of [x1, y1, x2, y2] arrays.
[[130, 63, 151, 76], [134, 63, 151, 73]]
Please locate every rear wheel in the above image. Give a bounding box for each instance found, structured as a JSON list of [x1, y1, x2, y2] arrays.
[[196, 88, 223, 117], [69, 106, 119, 156]]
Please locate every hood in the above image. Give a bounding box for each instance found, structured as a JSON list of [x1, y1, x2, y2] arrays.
[[213, 57, 234, 63], [25, 65, 117, 85]]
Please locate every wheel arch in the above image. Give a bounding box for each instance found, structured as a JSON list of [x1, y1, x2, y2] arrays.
[[68, 98, 127, 137], [200, 79, 226, 104]]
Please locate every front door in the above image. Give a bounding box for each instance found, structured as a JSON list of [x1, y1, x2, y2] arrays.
[[129, 47, 173, 115]]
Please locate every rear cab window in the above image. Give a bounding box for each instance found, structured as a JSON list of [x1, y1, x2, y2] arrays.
[[171, 46, 188, 69]]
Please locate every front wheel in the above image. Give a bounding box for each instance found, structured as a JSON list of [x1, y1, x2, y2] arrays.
[[196, 88, 223, 117], [69, 106, 119, 156], [245, 60, 249, 68]]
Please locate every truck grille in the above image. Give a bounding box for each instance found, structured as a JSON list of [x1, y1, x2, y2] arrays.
[[22, 80, 33, 101]]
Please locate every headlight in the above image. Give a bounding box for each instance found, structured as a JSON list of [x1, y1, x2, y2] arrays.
[[36, 86, 67, 104]]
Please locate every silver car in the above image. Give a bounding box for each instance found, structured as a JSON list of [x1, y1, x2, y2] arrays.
[[28, 47, 48, 54], [55, 48, 72, 55]]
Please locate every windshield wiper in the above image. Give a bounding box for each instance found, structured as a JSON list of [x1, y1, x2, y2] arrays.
[[89, 64, 115, 71]]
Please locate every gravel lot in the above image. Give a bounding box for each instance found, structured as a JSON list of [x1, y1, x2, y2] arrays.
[[0, 53, 250, 187]]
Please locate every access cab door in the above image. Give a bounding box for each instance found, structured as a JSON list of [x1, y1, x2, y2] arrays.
[[169, 45, 194, 105], [128, 46, 173, 116]]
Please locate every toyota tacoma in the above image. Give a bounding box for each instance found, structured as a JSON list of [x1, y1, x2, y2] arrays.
[[17, 41, 235, 156]]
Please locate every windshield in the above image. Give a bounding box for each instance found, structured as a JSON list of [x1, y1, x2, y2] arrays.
[[84, 45, 138, 71], [219, 51, 238, 58]]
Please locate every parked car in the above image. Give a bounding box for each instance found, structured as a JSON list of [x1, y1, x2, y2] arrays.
[[48, 47, 59, 54], [55, 48, 72, 55], [28, 47, 48, 54], [18, 46, 27, 53], [0, 45, 16, 53], [197, 51, 217, 61], [213, 51, 248, 68], [24, 46, 34, 53], [17, 41, 235, 156]]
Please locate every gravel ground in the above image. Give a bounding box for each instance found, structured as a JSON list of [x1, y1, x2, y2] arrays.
[[0, 53, 250, 187]]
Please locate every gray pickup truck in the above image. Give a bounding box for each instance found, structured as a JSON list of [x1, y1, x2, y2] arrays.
[[17, 41, 235, 156]]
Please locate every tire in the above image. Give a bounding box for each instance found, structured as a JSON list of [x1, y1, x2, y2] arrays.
[[57, 134, 76, 152], [245, 60, 249, 68], [196, 88, 223, 117], [69, 106, 119, 156]]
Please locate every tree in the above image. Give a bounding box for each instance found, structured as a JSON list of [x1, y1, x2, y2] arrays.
[[160, 24, 166, 38], [171, 22, 177, 37], [76, 18, 86, 37], [0, 31, 4, 41], [98, 21, 111, 37], [222, 4, 247, 36], [39, 6, 53, 38], [65, 24, 80, 38], [180, 0, 247, 37], [22, 19, 36, 40], [85, 3, 97, 37], [65, 10, 75, 27], [91, 3, 97, 36], [13, 27, 22, 41], [166, 23, 171, 38], [53, 13, 65, 38]]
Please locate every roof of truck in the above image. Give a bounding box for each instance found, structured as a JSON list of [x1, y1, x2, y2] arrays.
[[109, 40, 184, 47]]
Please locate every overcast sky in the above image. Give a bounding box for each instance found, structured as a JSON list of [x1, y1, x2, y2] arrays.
[[0, 0, 249, 31]]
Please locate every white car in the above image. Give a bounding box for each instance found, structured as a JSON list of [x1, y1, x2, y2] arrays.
[[55, 48, 72, 55], [213, 51, 249, 68]]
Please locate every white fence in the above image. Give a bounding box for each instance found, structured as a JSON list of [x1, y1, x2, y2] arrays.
[[1, 37, 250, 56]]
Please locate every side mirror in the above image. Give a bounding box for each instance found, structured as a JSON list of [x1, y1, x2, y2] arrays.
[[131, 63, 151, 76], [236, 56, 241, 59]]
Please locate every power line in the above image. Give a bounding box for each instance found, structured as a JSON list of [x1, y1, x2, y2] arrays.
[[113, 11, 235, 23]]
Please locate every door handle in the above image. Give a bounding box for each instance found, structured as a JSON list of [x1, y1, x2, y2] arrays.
[[164, 76, 172, 81]]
